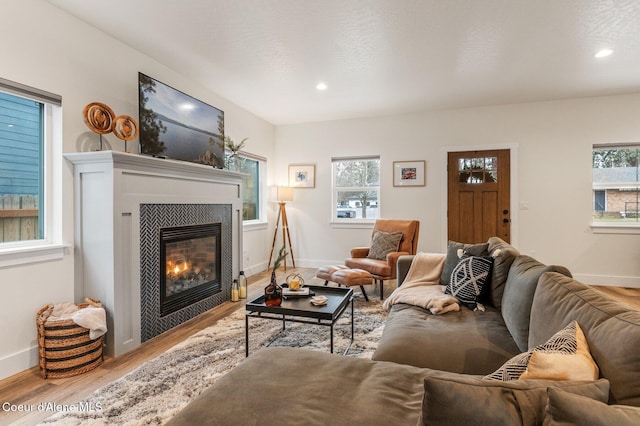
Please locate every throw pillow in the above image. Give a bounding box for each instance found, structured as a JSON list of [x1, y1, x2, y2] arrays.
[[445, 255, 493, 309], [545, 387, 640, 426], [419, 370, 610, 426], [367, 231, 403, 260], [439, 241, 489, 286], [484, 320, 599, 381]]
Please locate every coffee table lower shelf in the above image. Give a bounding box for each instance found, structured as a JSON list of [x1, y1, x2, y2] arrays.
[[245, 286, 354, 356]]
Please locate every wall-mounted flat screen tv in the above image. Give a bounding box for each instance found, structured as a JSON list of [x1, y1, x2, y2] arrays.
[[138, 72, 225, 168]]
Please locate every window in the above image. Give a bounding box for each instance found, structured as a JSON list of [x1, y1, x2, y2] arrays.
[[457, 156, 498, 183], [0, 79, 61, 246], [592, 144, 639, 225], [332, 156, 380, 222], [225, 151, 266, 223]]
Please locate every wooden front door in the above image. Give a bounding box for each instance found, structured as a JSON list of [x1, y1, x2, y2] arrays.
[[447, 149, 511, 243]]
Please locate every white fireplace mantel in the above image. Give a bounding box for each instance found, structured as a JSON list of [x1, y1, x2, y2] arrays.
[[65, 151, 244, 357]]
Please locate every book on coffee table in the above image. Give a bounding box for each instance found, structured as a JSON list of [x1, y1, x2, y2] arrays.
[[282, 287, 313, 298]]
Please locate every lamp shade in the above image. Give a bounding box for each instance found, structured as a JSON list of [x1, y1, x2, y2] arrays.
[[273, 186, 293, 202]]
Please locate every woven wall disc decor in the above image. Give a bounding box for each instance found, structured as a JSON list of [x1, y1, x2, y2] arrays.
[[83, 102, 115, 134], [113, 115, 139, 141]]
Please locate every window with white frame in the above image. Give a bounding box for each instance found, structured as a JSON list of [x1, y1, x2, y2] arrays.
[[226, 151, 266, 222], [332, 156, 380, 222], [592, 144, 639, 224], [0, 79, 61, 245]]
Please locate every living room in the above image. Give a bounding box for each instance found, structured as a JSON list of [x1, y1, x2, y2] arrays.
[[1, 0, 640, 422]]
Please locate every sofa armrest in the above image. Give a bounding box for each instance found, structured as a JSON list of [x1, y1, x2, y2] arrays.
[[351, 247, 370, 258], [396, 254, 415, 286]]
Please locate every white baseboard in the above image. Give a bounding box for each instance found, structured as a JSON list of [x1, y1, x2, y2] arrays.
[[0, 345, 38, 381], [572, 273, 640, 288]]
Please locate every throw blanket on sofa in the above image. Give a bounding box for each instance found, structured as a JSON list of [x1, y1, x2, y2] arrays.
[[383, 252, 460, 315]]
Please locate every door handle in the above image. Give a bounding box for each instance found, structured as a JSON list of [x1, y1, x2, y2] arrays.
[[503, 218, 510, 223]]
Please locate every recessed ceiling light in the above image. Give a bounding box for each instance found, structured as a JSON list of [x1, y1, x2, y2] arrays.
[[316, 82, 328, 91], [594, 49, 613, 58]]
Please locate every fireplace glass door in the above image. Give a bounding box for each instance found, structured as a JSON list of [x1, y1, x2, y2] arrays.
[[160, 223, 222, 316]]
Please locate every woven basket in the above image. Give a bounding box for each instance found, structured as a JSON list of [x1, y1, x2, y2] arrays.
[[37, 298, 105, 379]]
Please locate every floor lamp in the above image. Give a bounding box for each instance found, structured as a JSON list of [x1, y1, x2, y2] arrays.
[[268, 186, 295, 271]]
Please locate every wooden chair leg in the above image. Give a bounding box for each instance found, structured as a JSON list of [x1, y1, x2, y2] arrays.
[[380, 280, 384, 300]]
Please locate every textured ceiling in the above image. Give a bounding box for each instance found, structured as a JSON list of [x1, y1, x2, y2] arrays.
[[49, 0, 640, 125]]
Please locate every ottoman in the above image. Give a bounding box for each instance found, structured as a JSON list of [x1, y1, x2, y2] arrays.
[[316, 265, 374, 301]]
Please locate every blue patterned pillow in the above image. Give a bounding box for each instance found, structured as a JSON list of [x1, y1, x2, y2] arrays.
[[445, 255, 493, 309]]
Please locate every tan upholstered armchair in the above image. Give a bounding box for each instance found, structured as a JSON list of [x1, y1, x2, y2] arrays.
[[345, 219, 420, 299]]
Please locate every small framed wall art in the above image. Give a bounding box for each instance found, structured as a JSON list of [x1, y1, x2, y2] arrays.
[[289, 164, 316, 188], [393, 160, 426, 187]]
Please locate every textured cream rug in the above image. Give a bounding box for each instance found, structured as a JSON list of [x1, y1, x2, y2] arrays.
[[39, 294, 386, 425]]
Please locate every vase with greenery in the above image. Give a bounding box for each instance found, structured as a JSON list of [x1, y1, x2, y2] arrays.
[[224, 136, 247, 171], [264, 245, 287, 306]]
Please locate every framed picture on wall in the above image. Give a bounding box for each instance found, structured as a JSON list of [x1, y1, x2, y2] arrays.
[[393, 160, 426, 187], [289, 164, 316, 188]]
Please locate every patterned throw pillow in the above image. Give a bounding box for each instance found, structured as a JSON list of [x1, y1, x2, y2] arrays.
[[484, 321, 599, 381], [367, 231, 403, 260], [445, 255, 493, 309]]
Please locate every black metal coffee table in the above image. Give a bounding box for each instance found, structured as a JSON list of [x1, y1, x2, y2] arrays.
[[245, 285, 354, 356]]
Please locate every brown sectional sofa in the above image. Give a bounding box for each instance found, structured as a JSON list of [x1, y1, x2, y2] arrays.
[[168, 238, 640, 425]]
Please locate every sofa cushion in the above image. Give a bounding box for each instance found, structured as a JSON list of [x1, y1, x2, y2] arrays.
[[440, 241, 489, 286], [501, 255, 572, 352], [367, 230, 403, 260], [484, 320, 598, 381], [372, 303, 520, 374], [419, 370, 609, 426], [545, 387, 640, 426], [530, 272, 640, 406], [446, 255, 493, 309], [486, 237, 520, 309], [167, 347, 429, 426]]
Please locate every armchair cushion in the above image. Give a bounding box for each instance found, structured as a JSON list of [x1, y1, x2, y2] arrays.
[[367, 231, 403, 260], [345, 257, 393, 278]]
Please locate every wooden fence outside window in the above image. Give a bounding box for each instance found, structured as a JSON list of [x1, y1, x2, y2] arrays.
[[0, 194, 39, 242]]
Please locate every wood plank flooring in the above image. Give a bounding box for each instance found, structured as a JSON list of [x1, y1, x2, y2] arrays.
[[0, 267, 638, 425], [0, 268, 320, 426]]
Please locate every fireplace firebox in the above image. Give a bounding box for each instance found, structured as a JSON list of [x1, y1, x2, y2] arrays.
[[160, 223, 222, 316]]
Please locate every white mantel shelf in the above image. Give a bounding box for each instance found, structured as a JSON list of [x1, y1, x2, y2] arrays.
[[64, 150, 246, 182], [65, 150, 244, 357]]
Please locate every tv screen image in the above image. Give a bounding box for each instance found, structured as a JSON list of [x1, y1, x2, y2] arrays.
[[138, 73, 225, 168]]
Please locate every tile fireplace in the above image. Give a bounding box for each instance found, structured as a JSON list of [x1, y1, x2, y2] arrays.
[[139, 203, 232, 342], [65, 151, 243, 357]]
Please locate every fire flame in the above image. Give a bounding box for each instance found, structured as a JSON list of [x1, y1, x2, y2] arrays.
[[167, 261, 190, 276]]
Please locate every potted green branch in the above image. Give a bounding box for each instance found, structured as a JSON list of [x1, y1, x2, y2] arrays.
[[224, 136, 248, 171], [264, 245, 287, 306]]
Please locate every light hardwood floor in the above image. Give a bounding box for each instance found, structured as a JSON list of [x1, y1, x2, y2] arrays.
[[0, 268, 322, 426], [0, 268, 638, 425]]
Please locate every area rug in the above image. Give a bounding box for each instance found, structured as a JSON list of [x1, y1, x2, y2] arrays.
[[39, 294, 387, 425]]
